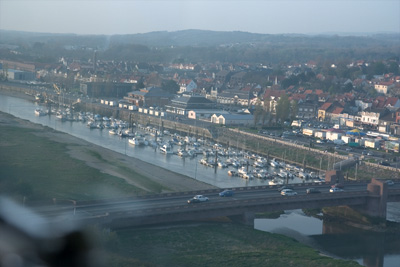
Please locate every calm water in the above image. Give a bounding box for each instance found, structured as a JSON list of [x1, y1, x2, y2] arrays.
[[2, 93, 400, 266], [255, 206, 400, 267], [0, 94, 275, 188]]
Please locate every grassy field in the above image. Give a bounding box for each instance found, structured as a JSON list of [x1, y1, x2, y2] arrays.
[[0, 123, 151, 203], [102, 223, 360, 267], [0, 114, 361, 266]]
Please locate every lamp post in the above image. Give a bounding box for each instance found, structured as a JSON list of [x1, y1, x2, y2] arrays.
[[195, 157, 198, 180]]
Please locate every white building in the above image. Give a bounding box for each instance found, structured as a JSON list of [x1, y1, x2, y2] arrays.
[[374, 82, 395, 94], [179, 79, 197, 94], [211, 114, 254, 126]]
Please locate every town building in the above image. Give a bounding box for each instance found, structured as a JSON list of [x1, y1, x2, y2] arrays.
[[123, 87, 173, 108], [211, 113, 254, 126], [165, 94, 217, 116]]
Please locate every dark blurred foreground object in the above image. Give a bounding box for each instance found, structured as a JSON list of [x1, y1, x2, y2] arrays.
[[0, 197, 103, 267]]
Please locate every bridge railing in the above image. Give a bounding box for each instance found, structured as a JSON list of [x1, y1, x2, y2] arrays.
[[67, 179, 400, 208], [80, 191, 371, 220]]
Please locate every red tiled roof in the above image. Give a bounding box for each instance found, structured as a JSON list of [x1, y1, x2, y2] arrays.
[[385, 97, 398, 106], [319, 102, 332, 111], [290, 94, 307, 101], [378, 81, 394, 86], [263, 89, 285, 99], [331, 107, 344, 114], [315, 89, 323, 95]]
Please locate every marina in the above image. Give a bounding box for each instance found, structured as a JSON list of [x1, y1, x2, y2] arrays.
[[1, 94, 324, 189]]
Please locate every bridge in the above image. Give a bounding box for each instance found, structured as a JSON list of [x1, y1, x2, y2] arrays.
[[37, 178, 400, 229]]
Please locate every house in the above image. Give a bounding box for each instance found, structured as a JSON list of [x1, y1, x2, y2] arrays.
[[318, 102, 332, 121], [179, 79, 197, 94], [217, 89, 252, 107], [318, 102, 345, 122], [124, 87, 173, 108], [378, 110, 397, 133], [262, 89, 286, 114], [355, 99, 372, 111], [211, 113, 254, 126], [374, 81, 395, 94], [359, 108, 387, 127], [296, 100, 318, 120]]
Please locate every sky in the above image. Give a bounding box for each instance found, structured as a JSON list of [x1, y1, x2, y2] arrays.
[[0, 0, 399, 35]]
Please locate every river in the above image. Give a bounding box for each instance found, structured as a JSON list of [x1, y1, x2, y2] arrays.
[[1, 93, 399, 267]]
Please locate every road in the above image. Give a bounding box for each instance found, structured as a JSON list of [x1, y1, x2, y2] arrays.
[[32, 181, 400, 222]]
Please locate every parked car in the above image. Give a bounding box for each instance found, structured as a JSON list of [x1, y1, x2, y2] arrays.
[[330, 187, 344, 193], [281, 189, 298, 196], [277, 185, 294, 192], [219, 189, 234, 197], [306, 188, 321, 194], [385, 180, 395, 186], [188, 195, 209, 203]]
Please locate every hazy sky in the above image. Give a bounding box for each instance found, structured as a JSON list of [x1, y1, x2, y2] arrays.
[[1, 0, 399, 35]]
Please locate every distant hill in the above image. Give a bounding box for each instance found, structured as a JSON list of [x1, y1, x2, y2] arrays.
[[1, 29, 399, 49], [108, 29, 400, 49], [0, 29, 399, 64]]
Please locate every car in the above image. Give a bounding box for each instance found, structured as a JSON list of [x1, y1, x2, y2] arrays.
[[362, 150, 368, 155], [379, 161, 390, 166], [188, 195, 209, 203], [345, 147, 352, 152], [281, 189, 298, 196], [277, 185, 294, 192], [385, 180, 395, 186], [329, 187, 344, 193], [219, 189, 234, 197], [306, 188, 321, 194], [367, 151, 374, 156]]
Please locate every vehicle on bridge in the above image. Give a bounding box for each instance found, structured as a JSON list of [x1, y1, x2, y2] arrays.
[[329, 187, 344, 193], [277, 185, 294, 192], [187, 195, 209, 203], [306, 188, 321, 194], [219, 189, 234, 197], [280, 189, 297, 196]]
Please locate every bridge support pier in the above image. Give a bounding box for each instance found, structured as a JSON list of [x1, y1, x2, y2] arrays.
[[353, 178, 388, 223], [229, 211, 255, 225]]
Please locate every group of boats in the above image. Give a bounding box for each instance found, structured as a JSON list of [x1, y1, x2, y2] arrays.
[[34, 107, 325, 185]]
